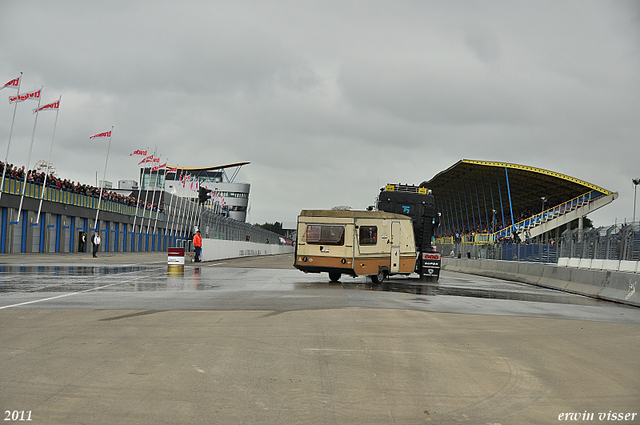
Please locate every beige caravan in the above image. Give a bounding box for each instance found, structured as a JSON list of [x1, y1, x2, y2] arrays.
[[294, 210, 417, 283]]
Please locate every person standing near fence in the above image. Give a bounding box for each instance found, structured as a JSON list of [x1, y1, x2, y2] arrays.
[[193, 230, 202, 262], [91, 230, 101, 258]]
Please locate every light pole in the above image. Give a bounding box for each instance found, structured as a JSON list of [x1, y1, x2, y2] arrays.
[[492, 209, 496, 233], [633, 178, 640, 224], [540, 197, 548, 244]]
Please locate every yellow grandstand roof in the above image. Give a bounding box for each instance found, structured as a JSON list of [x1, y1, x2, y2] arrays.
[[168, 162, 250, 171], [420, 159, 612, 216]]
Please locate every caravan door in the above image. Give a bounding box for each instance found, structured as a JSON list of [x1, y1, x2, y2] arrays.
[[390, 220, 401, 273], [355, 218, 384, 256]]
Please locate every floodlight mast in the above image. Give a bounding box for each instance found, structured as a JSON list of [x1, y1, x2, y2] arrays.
[[633, 178, 640, 224]]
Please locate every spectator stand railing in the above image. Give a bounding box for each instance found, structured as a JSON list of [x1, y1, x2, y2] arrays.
[[494, 190, 603, 239], [2, 176, 163, 220]]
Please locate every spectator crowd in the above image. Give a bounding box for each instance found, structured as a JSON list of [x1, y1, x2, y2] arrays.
[[440, 206, 551, 244], [0, 161, 164, 212]]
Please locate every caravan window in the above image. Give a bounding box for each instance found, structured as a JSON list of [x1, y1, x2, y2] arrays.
[[306, 225, 345, 245], [359, 226, 377, 245]]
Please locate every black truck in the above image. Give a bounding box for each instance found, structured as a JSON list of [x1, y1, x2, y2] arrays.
[[376, 184, 441, 282]]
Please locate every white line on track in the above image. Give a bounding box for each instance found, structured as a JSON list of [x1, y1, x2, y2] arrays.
[[0, 275, 152, 310]]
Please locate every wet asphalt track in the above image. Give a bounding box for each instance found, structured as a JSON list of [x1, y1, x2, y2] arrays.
[[1, 252, 639, 424]]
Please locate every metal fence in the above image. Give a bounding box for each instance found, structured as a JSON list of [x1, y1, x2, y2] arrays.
[[559, 223, 640, 262], [436, 222, 640, 264], [437, 240, 559, 263], [199, 208, 284, 244]]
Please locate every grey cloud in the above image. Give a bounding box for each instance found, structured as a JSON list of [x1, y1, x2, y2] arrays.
[[1, 0, 639, 225]]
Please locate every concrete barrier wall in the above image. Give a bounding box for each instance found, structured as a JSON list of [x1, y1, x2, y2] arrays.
[[201, 239, 294, 262], [557, 257, 640, 273], [442, 258, 640, 307]]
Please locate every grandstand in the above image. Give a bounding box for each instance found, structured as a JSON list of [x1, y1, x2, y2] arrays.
[[423, 160, 618, 244]]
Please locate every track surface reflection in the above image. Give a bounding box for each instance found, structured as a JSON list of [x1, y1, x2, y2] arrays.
[[0, 265, 638, 323]]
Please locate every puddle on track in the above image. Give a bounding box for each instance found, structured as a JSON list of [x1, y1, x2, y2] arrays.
[[0, 265, 607, 306]]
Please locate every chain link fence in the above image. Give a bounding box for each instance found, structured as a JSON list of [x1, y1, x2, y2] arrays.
[[436, 222, 640, 264]]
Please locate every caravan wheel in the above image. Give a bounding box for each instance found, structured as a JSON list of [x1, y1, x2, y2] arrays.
[[371, 269, 385, 284], [328, 272, 341, 282]]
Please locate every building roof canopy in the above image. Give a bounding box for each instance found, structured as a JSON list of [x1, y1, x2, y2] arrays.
[[169, 162, 250, 172], [419, 159, 612, 216]]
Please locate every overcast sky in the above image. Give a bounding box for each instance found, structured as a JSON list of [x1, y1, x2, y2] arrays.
[[1, 1, 639, 226]]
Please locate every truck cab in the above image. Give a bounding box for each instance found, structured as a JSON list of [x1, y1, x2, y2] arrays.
[[376, 184, 441, 282]]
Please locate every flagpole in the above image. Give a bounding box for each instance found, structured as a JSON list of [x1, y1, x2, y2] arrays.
[[179, 173, 191, 246], [176, 169, 185, 245], [182, 184, 192, 247], [146, 154, 160, 236], [153, 162, 168, 235], [17, 86, 43, 222], [187, 183, 198, 236], [36, 96, 61, 224], [166, 166, 178, 247], [140, 164, 152, 244], [173, 186, 182, 247], [0, 72, 23, 201], [94, 126, 114, 230], [150, 159, 165, 250], [177, 183, 187, 246], [131, 147, 148, 250]]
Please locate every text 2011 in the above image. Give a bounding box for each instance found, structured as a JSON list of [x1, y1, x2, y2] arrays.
[[4, 411, 32, 421]]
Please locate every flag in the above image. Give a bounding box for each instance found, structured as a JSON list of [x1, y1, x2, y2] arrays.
[[129, 149, 148, 156], [1, 76, 20, 90], [151, 162, 167, 171], [181, 172, 191, 187], [138, 154, 154, 165], [167, 166, 177, 173], [89, 130, 111, 139], [33, 99, 60, 114], [9, 88, 41, 104]]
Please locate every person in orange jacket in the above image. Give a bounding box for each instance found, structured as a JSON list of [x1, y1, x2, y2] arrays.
[[193, 230, 202, 262]]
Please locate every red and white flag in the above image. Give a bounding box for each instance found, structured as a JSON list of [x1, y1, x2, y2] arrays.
[[9, 88, 41, 104], [152, 162, 167, 171], [129, 149, 148, 156], [89, 130, 112, 140], [33, 98, 61, 114], [182, 173, 191, 188], [141, 155, 161, 164], [1, 76, 20, 90], [138, 154, 154, 164], [167, 166, 177, 173]]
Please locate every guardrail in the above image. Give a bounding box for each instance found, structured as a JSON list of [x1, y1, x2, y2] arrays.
[[2, 177, 163, 220]]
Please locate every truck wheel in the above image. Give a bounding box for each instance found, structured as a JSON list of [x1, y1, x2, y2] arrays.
[[328, 272, 341, 282], [371, 269, 385, 284]]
